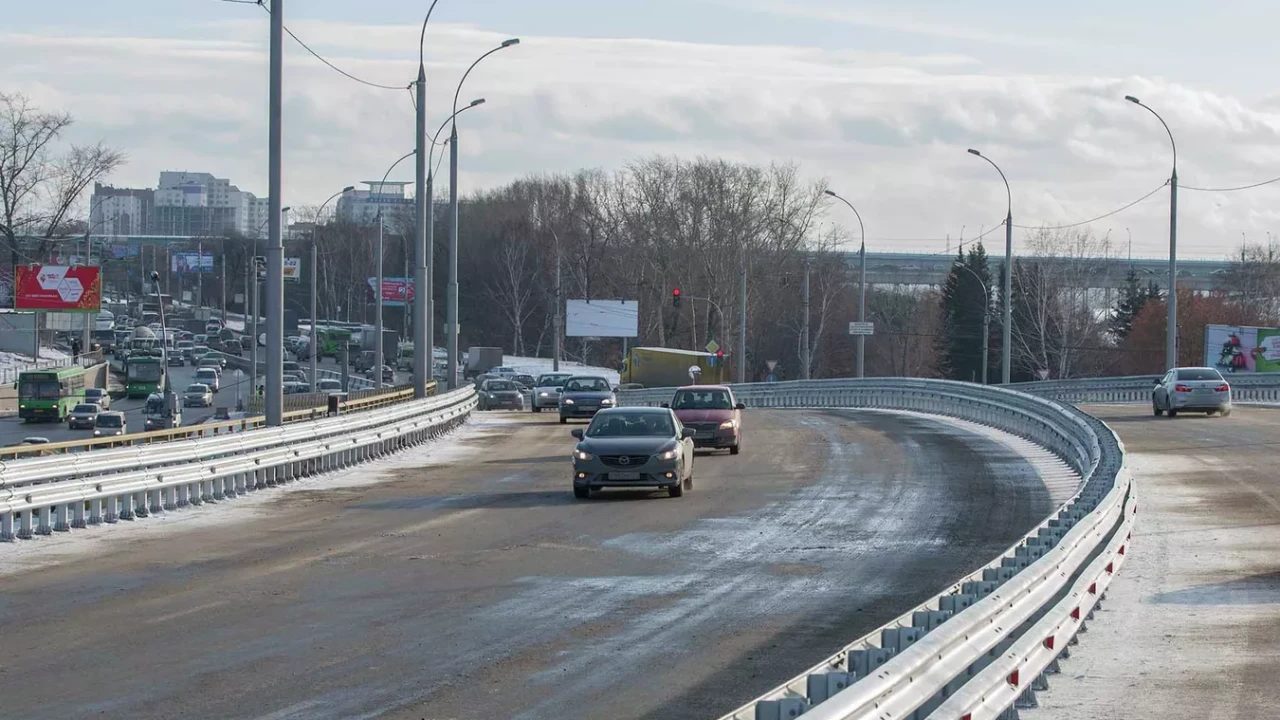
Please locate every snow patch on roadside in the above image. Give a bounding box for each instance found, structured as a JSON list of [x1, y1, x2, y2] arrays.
[[0, 413, 511, 577]]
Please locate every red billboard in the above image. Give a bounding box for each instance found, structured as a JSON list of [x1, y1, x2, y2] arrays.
[[366, 277, 414, 307], [14, 265, 103, 312]]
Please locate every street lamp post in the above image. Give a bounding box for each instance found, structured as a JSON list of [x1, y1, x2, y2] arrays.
[[1126, 94, 1179, 370], [953, 261, 991, 385], [414, 0, 444, 399], [823, 190, 868, 378], [265, 0, 284, 426], [967, 148, 1013, 384], [446, 38, 519, 390], [312, 187, 353, 388]]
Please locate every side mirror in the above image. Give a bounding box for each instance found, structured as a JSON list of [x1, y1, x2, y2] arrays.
[[612, 386, 620, 393], [660, 402, 670, 409], [735, 402, 746, 410], [570, 428, 584, 440], [681, 428, 695, 439]]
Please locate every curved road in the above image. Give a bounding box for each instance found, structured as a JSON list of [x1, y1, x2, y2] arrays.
[[0, 408, 1069, 719]]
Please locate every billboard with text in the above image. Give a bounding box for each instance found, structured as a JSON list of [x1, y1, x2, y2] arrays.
[[171, 252, 214, 273], [1205, 324, 1280, 374], [14, 265, 103, 312], [367, 277, 414, 307]]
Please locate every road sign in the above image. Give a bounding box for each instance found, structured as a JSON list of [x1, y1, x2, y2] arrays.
[[705, 339, 720, 354], [1038, 369, 1050, 380], [765, 360, 778, 372], [848, 321, 875, 336]]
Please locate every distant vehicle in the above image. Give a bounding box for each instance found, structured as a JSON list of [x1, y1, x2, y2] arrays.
[[283, 381, 311, 395], [620, 347, 728, 387], [477, 378, 524, 411], [83, 387, 111, 410], [93, 411, 127, 437], [67, 403, 101, 430], [282, 360, 302, 375], [194, 367, 221, 392], [466, 346, 503, 376], [530, 372, 574, 413], [177, 340, 196, 361], [364, 364, 394, 383], [94, 311, 115, 331], [18, 366, 87, 422], [21, 436, 51, 445], [239, 336, 253, 351], [558, 376, 617, 424], [490, 366, 517, 377], [194, 334, 208, 346], [665, 385, 745, 454], [1153, 367, 1232, 417], [167, 352, 185, 367], [396, 343, 414, 371], [206, 320, 223, 334], [200, 352, 226, 370], [183, 383, 214, 407], [190, 346, 211, 365], [354, 350, 378, 374], [569, 407, 695, 499], [316, 379, 343, 394], [283, 371, 306, 385], [93, 329, 117, 353]]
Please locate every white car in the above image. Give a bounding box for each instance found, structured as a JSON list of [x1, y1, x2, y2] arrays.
[[194, 367, 221, 392], [1152, 366, 1232, 417]]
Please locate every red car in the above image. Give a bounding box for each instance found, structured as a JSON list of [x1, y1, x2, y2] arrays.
[[664, 385, 744, 454]]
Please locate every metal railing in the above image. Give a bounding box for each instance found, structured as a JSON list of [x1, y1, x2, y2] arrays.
[[619, 379, 1130, 720], [1, 349, 105, 386], [0, 386, 476, 540], [1010, 372, 1280, 404]]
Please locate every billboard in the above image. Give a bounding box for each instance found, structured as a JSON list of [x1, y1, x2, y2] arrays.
[[566, 299, 639, 338], [367, 277, 414, 307], [14, 265, 103, 312], [171, 252, 214, 273], [1206, 324, 1280, 374], [283, 257, 301, 281]]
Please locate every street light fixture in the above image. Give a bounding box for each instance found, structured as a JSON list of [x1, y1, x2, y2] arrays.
[[445, 39, 519, 390], [1125, 94, 1179, 371], [966, 148, 1013, 384], [823, 190, 868, 378]]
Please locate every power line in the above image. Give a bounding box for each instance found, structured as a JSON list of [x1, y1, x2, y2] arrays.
[[1179, 175, 1280, 192], [1011, 181, 1169, 230]]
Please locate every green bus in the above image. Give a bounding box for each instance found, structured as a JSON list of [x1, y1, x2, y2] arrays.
[[18, 366, 87, 422], [315, 327, 353, 359], [125, 355, 166, 398]]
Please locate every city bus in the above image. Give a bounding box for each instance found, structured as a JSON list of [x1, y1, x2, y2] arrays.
[[18, 366, 87, 422], [125, 355, 165, 398]]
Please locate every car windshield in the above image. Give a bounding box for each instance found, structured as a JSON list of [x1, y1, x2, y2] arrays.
[[196, 371, 217, 380], [96, 415, 123, 428], [1177, 369, 1223, 381], [565, 378, 610, 392], [536, 374, 572, 387], [73, 404, 98, 413], [487, 381, 515, 391], [586, 412, 674, 438], [85, 389, 103, 398], [671, 389, 732, 410], [185, 384, 207, 393]]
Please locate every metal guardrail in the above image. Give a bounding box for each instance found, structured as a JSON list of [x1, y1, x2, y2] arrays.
[[1010, 372, 1280, 404], [0, 350, 105, 386], [620, 379, 1128, 720], [0, 386, 476, 540]]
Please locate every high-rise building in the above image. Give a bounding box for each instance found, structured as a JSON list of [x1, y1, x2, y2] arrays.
[[90, 183, 154, 236], [89, 171, 269, 238], [336, 182, 414, 233]]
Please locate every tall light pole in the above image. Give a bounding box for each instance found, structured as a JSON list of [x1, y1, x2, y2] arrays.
[[953, 261, 991, 384], [967, 148, 1012, 384], [824, 190, 867, 378], [446, 38, 520, 389], [1126, 94, 1179, 370], [264, 0, 285, 426], [412, 0, 446, 398], [313, 186, 352, 387]]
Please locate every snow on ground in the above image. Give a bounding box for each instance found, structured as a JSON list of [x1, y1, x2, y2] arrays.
[[506, 356, 619, 385], [0, 413, 518, 577], [0, 347, 71, 366]]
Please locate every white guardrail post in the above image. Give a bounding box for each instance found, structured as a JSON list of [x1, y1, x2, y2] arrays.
[[617, 378, 1131, 720]]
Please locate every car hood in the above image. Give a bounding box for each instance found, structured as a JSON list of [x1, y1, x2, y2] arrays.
[[561, 391, 614, 401], [673, 408, 734, 423], [579, 437, 676, 455], [534, 385, 565, 394]]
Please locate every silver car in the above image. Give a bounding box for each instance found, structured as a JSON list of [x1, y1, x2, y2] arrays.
[[1153, 366, 1232, 417], [570, 407, 695, 499], [183, 383, 213, 407], [531, 372, 574, 413], [67, 403, 101, 430]]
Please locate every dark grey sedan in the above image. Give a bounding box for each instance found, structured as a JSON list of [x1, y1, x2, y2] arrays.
[[570, 407, 695, 499], [558, 375, 617, 424]]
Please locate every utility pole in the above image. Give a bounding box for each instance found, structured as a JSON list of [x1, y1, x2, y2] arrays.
[[1167, 167, 1179, 369], [250, 250, 258, 396], [737, 262, 746, 383], [857, 241, 867, 378], [425, 164, 436, 388], [445, 122, 460, 390], [220, 242, 226, 321], [801, 260, 810, 380], [264, 0, 284, 425], [553, 240, 562, 372], [196, 239, 203, 312], [412, 64, 429, 398], [375, 212, 385, 388], [309, 238, 318, 389]]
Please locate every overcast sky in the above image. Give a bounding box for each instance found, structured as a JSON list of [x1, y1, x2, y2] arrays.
[[7, 0, 1280, 257]]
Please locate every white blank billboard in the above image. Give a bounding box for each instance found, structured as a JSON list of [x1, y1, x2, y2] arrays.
[[566, 299, 638, 338]]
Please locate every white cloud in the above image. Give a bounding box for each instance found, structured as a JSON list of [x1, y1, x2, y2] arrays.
[[4, 19, 1280, 259]]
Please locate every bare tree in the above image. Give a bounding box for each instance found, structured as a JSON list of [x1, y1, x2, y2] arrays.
[[0, 92, 126, 265]]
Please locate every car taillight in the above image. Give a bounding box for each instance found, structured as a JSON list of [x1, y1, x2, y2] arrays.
[[1174, 384, 1192, 392], [1215, 384, 1230, 392]]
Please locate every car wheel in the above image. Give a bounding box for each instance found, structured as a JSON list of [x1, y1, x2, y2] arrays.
[[1222, 408, 1232, 417], [1168, 409, 1178, 418], [1152, 402, 1164, 417], [532, 406, 541, 413], [668, 482, 684, 498], [573, 485, 590, 499], [559, 416, 568, 425], [729, 443, 741, 455]]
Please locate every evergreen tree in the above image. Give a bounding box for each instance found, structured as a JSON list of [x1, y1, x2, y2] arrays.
[[938, 243, 994, 382], [1110, 268, 1162, 340]]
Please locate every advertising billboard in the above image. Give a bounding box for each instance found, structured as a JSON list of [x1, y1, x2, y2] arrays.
[[1205, 324, 1280, 374], [14, 265, 103, 312], [171, 252, 214, 273], [367, 277, 414, 307], [565, 299, 639, 337], [283, 257, 301, 281]]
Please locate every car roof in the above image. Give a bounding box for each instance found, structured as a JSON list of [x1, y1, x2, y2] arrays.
[[675, 385, 732, 392], [564, 375, 609, 382], [593, 406, 668, 416]]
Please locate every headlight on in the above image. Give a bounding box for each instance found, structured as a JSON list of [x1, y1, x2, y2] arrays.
[[93, 430, 101, 436], [719, 419, 736, 429], [574, 449, 593, 461], [657, 449, 678, 461], [563, 398, 575, 405], [600, 398, 614, 405]]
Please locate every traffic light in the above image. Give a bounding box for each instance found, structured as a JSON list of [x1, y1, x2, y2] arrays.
[[716, 349, 724, 359], [672, 288, 681, 308]]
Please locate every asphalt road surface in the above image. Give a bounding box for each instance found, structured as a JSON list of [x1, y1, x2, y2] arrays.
[[1034, 404, 1280, 720], [0, 408, 1068, 719]]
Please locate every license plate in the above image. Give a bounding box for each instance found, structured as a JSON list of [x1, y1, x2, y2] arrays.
[[695, 431, 713, 438], [610, 472, 641, 480]]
